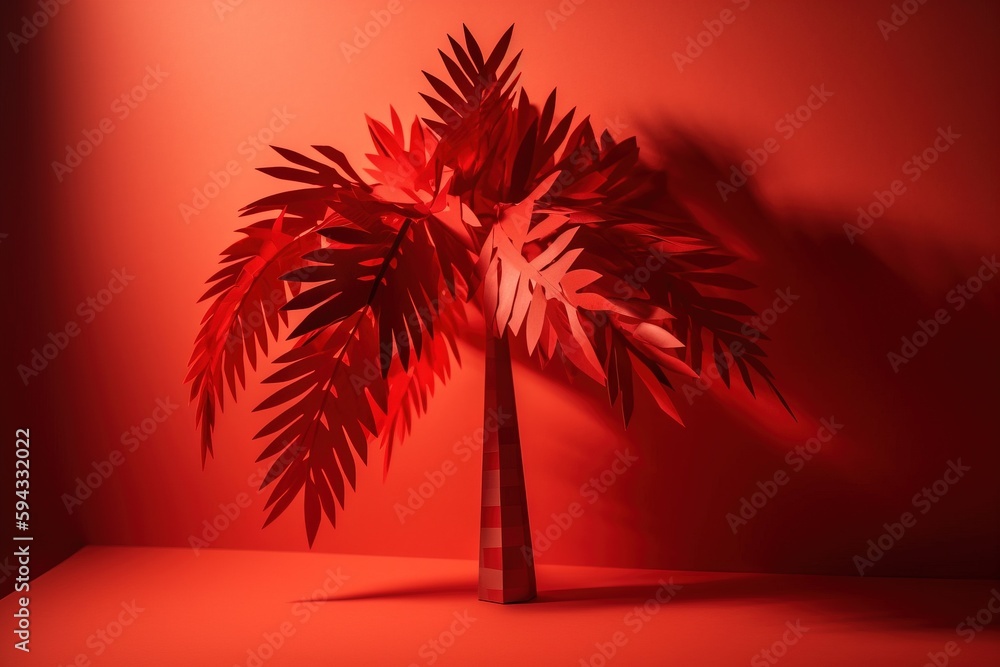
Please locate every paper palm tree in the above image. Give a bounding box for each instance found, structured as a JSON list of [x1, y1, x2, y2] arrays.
[[187, 25, 790, 603]]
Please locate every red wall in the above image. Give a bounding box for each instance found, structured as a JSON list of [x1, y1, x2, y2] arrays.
[[5, 0, 997, 584]]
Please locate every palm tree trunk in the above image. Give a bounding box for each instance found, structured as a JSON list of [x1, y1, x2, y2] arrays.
[[478, 333, 536, 603]]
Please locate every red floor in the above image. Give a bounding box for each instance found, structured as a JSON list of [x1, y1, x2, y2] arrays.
[[3, 546, 999, 666]]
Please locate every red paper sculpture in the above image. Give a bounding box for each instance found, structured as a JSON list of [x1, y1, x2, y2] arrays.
[[187, 25, 789, 603]]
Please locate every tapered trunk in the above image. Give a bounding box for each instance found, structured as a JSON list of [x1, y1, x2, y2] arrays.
[[478, 333, 536, 603]]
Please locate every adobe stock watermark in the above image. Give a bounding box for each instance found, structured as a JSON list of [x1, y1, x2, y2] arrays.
[[393, 407, 512, 523], [550, 237, 668, 370], [579, 78, 812, 300], [579, 578, 682, 667], [672, 0, 752, 73], [877, 0, 931, 41], [612, 246, 670, 299], [844, 126, 960, 243], [406, 610, 477, 667], [61, 397, 179, 514], [235, 567, 351, 667], [750, 620, 809, 666], [512, 115, 630, 217], [916, 588, 1000, 667], [17, 268, 136, 386], [726, 417, 843, 534], [682, 287, 799, 405], [7, 0, 71, 54], [921, 588, 1000, 667], [348, 287, 460, 395], [508, 114, 642, 367], [551, 239, 668, 374], [55, 600, 144, 666], [716, 84, 833, 201], [222, 286, 288, 359], [179, 107, 295, 223], [52, 66, 169, 182], [887, 254, 997, 373], [421, 65, 594, 137], [545, 0, 587, 31], [340, 0, 410, 63], [522, 448, 639, 563], [188, 441, 305, 554], [852, 459, 970, 575]]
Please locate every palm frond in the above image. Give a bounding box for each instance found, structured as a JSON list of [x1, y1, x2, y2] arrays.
[[188, 24, 792, 548]]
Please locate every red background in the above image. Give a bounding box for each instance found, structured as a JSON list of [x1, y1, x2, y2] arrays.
[[3, 0, 998, 593]]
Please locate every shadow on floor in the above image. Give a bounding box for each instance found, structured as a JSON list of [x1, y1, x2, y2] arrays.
[[305, 567, 999, 633]]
